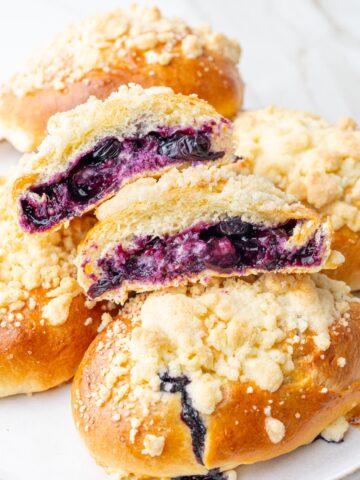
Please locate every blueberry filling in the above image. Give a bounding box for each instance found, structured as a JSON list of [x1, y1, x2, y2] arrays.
[[19, 127, 224, 233], [173, 469, 227, 480], [86, 217, 325, 299], [160, 373, 206, 464]]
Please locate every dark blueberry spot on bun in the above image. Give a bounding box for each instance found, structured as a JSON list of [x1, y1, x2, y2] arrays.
[[160, 373, 206, 464], [173, 469, 228, 480], [313, 434, 344, 444], [19, 126, 224, 233], [87, 217, 325, 299]]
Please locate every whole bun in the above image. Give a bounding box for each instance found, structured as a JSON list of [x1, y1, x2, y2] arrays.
[[72, 274, 360, 478], [0, 5, 243, 152]]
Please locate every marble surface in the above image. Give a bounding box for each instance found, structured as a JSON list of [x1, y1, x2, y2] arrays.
[[0, 0, 359, 122], [0, 1, 359, 479]]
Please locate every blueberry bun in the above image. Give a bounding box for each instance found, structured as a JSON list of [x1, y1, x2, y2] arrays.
[[76, 165, 338, 304], [0, 5, 243, 152], [234, 107, 360, 290], [72, 274, 360, 479], [13, 84, 234, 234], [0, 177, 110, 397]]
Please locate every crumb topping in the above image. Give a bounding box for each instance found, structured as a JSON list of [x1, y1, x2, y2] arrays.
[[141, 434, 165, 457], [265, 416, 285, 444], [321, 416, 349, 442], [234, 107, 360, 232], [4, 5, 240, 97], [80, 274, 350, 443], [337, 357, 347, 368], [0, 177, 90, 325]]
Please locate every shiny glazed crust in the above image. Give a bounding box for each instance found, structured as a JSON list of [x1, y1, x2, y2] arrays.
[[0, 289, 103, 397], [72, 275, 360, 478], [0, 6, 243, 152], [77, 165, 335, 303]]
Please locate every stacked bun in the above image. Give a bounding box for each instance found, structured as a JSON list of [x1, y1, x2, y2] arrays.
[[0, 5, 359, 480], [234, 107, 360, 291]]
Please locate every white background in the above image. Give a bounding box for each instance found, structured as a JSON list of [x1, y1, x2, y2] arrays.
[[0, 1, 360, 479]]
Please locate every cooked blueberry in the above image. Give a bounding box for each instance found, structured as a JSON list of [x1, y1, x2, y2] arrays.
[[158, 132, 224, 162], [217, 217, 253, 236], [68, 167, 106, 201], [20, 200, 54, 228], [92, 138, 122, 161], [160, 373, 206, 464], [88, 278, 115, 299]]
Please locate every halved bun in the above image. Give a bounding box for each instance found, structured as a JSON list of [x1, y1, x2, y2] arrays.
[[77, 165, 336, 304]]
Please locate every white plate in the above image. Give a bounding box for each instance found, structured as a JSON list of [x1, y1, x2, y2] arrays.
[[0, 144, 360, 480], [0, 383, 360, 480]]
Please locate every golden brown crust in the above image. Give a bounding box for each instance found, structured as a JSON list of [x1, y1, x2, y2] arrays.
[[72, 277, 360, 478], [0, 289, 103, 397], [73, 319, 203, 477], [0, 15, 243, 152], [327, 226, 360, 290], [206, 302, 360, 468]]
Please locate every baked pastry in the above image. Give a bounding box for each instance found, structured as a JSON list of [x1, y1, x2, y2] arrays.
[[234, 107, 360, 290], [0, 5, 243, 152], [76, 165, 338, 304], [72, 273, 360, 479], [13, 84, 234, 234], [0, 176, 111, 397]]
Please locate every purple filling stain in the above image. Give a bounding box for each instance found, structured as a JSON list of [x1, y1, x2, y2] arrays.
[[19, 127, 224, 233], [160, 373, 206, 465], [313, 435, 344, 444], [87, 217, 324, 300], [173, 470, 227, 480]]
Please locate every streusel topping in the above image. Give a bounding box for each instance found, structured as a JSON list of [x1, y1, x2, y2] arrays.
[[0, 176, 90, 325], [234, 107, 360, 232], [88, 274, 350, 422], [4, 5, 240, 97]]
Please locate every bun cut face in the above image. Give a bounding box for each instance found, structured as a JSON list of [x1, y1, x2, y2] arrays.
[[72, 273, 360, 479], [76, 165, 337, 304]]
